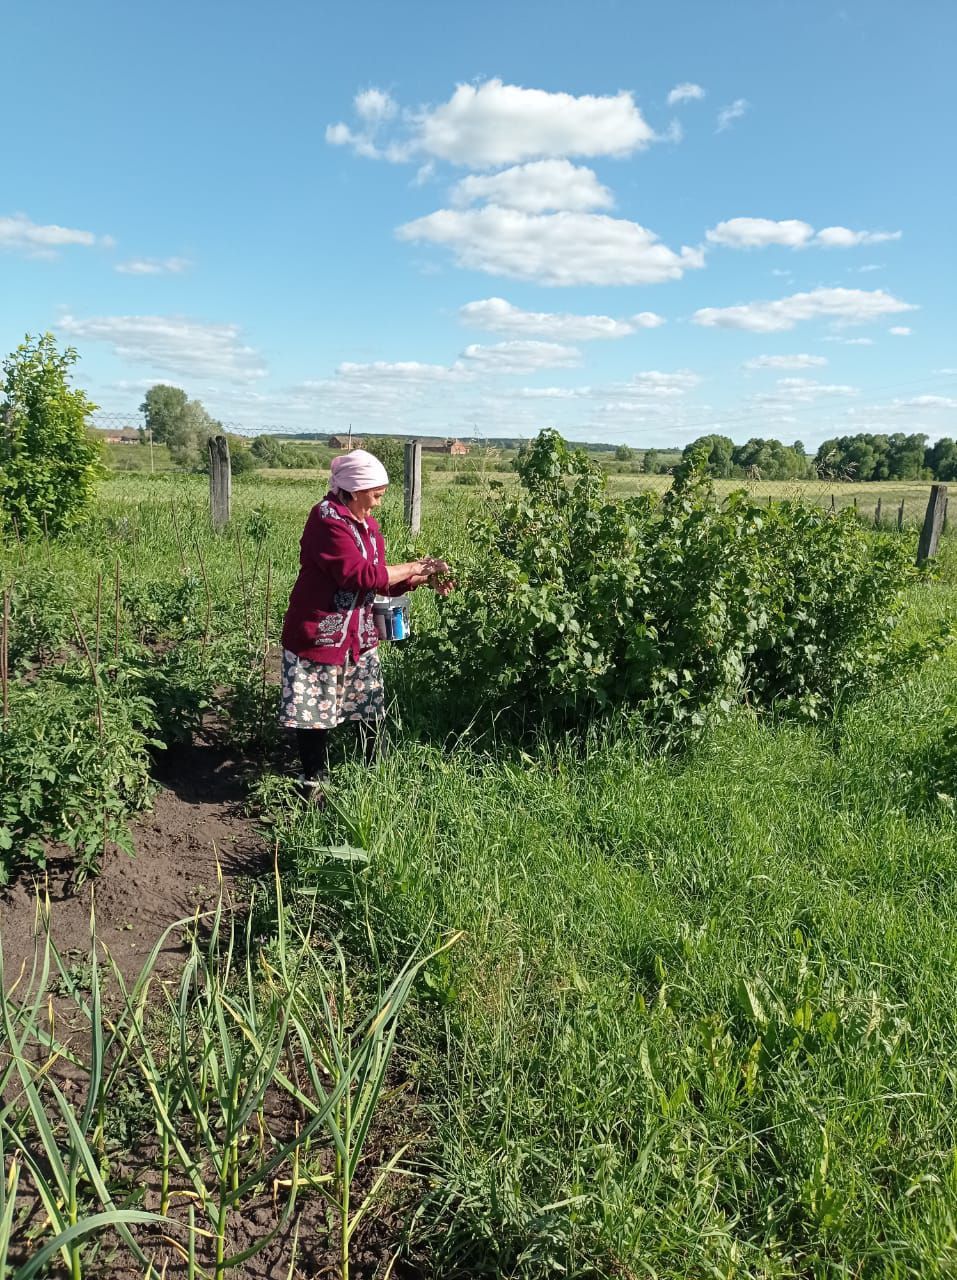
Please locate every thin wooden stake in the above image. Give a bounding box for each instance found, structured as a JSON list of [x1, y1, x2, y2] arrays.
[[114, 560, 122, 661], [170, 501, 187, 572], [875, 497, 882, 527], [70, 608, 104, 739], [10, 515, 25, 566], [234, 524, 251, 640], [897, 499, 905, 532], [193, 536, 213, 654], [94, 572, 102, 668], [830, 494, 836, 514], [1, 589, 9, 724], [258, 558, 273, 746]]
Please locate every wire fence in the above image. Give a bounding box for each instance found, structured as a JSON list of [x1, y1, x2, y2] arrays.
[[91, 410, 247, 434]]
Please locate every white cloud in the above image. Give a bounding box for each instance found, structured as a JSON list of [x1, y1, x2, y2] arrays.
[[893, 394, 957, 409], [667, 82, 705, 106], [460, 340, 581, 374], [450, 160, 613, 213], [115, 256, 190, 275], [823, 335, 874, 345], [58, 313, 267, 383], [706, 217, 813, 249], [858, 263, 883, 272], [815, 226, 901, 247], [775, 377, 858, 400], [355, 88, 397, 124], [514, 386, 590, 399], [889, 326, 912, 336], [458, 297, 664, 340], [0, 212, 109, 258], [693, 286, 916, 332], [743, 353, 828, 370], [716, 98, 749, 132], [707, 218, 902, 251], [328, 79, 657, 169], [325, 87, 411, 163], [335, 360, 470, 382], [626, 370, 701, 397], [397, 206, 704, 286], [324, 121, 411, 163], [414, 79, 655, 167]]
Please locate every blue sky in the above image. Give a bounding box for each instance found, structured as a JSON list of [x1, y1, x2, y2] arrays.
[[2, 0, 955, 446]]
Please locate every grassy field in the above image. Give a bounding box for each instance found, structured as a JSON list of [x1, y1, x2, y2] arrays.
[[2, 471, 956, 1277]]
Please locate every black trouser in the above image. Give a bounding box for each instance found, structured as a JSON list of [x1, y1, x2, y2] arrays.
[[296, 727, 330, 780], [296, 721, 383, 779]]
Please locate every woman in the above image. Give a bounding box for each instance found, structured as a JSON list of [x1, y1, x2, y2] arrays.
[[279, 448, 449, 794]]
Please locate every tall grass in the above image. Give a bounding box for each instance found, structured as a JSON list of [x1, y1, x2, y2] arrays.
[[271, 623, 957, 1276]]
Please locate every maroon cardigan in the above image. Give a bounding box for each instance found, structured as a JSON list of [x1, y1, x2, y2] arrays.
[[281, 493, 405, 665]]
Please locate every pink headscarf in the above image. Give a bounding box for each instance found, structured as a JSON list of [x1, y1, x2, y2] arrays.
[[330, 449, 389, 496]]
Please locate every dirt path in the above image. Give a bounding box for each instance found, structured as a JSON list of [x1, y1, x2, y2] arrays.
[[0, 742, 269, 993]]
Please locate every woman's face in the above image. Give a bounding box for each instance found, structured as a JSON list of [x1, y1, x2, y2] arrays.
[[347, 485, 387, 519]]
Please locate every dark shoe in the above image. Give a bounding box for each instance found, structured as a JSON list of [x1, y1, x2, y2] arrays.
[[295, 774, 327, 807]]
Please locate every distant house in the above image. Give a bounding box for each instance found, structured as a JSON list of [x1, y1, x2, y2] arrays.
[[422, 438, 470, 456], [95, 427, 141, 445], [329, 433, 363, 450]]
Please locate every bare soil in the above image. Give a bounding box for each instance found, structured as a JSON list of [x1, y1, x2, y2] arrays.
[[0, 740, 426, 1279]]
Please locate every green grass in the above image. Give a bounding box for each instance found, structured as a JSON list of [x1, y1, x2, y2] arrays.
[[273, 639, 957, 1276], [4, 473, 957, 1277]]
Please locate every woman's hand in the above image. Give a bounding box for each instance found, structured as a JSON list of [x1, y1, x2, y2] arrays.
[[386, 559, 432, 587], [387, 556, 455, 593]]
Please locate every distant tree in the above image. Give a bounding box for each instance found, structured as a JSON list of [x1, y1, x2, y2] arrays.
[[732, 437, 811, 481], [683, 434, 734, 477], [926, 437, 957, 481], [140, 384, 189, 444], [172, 400, 221, 468], [642, 448, 661, 474], [363, 435, 405, 481], [251, 434, 285, 466], [888, 431, 927, 480], [614, 444, 634, 462], [0, 333, 101, 536], [226, 438, 258, 476]]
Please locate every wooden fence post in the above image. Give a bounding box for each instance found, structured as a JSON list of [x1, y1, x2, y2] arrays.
[[208, 435, 232, 532], [917, 484, 948, 564], [897, 499, 905, 532], [830, 494, 836, 514], [875, 497, 882, 526], [404, 439, 422, 535]]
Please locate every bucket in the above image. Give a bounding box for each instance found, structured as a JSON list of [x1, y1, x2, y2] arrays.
[[372, 594, 411, 642]]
